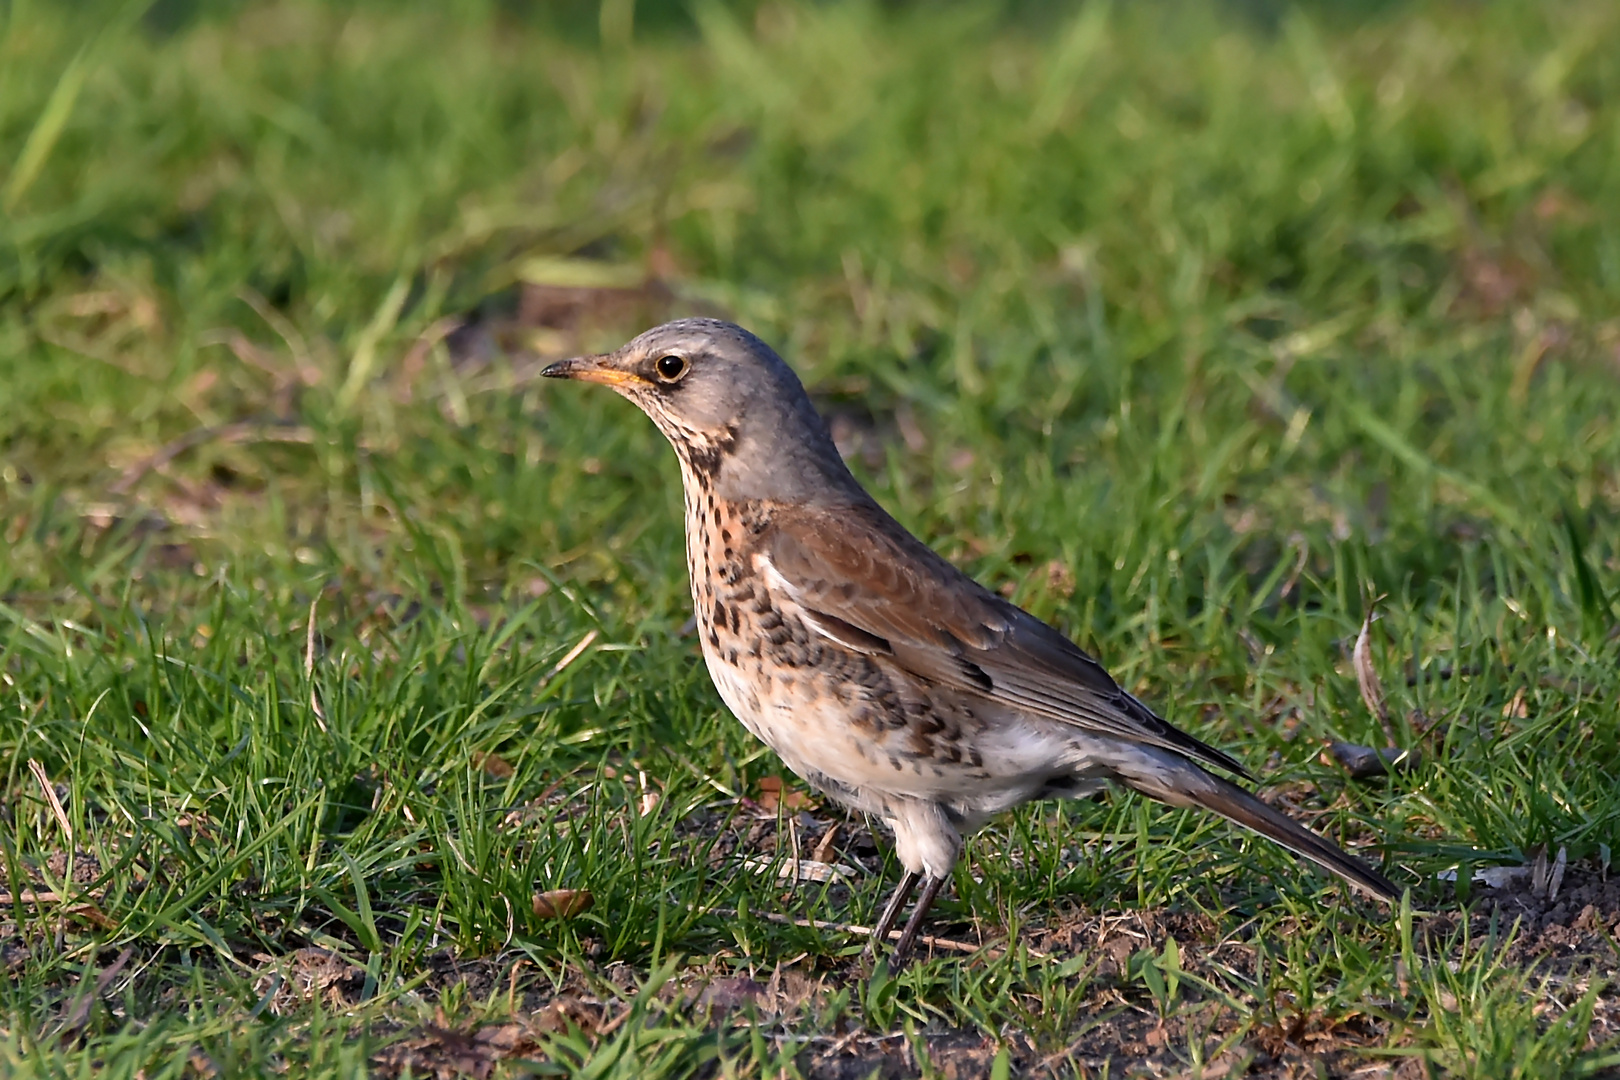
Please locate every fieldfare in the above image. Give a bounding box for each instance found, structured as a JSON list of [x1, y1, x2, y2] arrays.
[[543, 318, 1398, 965]]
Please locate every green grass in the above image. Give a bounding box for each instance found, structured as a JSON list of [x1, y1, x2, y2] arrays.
[[3, 0, 1619, 1075]]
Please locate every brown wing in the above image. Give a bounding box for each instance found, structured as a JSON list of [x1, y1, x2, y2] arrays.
[[766, 500, 1250, 779]]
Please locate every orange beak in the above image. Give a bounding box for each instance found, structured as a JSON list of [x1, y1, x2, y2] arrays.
[[540, 354, 645, 388]]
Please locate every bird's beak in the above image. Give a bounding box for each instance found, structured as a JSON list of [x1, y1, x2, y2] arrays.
[[540, 354, 644, 388]]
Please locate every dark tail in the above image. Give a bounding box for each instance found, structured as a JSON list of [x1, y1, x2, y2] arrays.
[[1112, 754, 1400, 902]]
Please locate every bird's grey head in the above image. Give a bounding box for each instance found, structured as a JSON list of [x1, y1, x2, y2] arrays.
[[542, 318, 861, 504]]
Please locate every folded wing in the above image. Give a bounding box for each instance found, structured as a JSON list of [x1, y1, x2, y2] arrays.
[[766, 500, 1250, 779]]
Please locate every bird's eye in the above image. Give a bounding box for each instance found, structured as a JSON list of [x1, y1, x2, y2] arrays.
[[654, 354, 689, 382]]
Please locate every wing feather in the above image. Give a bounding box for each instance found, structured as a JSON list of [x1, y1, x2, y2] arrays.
[[766, 501, 1249, 779]]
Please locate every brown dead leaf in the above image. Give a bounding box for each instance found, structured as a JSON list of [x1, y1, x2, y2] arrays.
[[534, 996, 601, 1035], [744, 856, 858, 885], [1190, 1051, 1246, 1079], [1528, 844, 1571, 902], [188, 1049, 222, 1078], [532, 888, 593, 919], [1533, 185, 1588, 223], [6, 896, 118, 930], [1547, 844, 1568, 902], [636, 769, 660, 817], [1454, 245, 1536, 317], [1043, 559, 1076, 599], [28, 759, 73, 845], [59, 946, 135, 1034], [1510, 323, 1569, 405], [755, 776, 815, 813], [1353, 607, 1390, 733], [810, 823, 840, 864], [696, 976, 769, 1012], [472, 751, 514, 779]]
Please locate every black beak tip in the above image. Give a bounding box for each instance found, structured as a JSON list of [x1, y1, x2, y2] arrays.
[[540, 361, 570, 379]]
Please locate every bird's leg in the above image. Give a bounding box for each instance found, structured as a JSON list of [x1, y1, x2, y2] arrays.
[[860, 870, 920, 963], [888, 873, 948, 969]]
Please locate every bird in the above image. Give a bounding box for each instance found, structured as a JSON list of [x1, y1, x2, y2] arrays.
[[542, 317, 1399, 966]]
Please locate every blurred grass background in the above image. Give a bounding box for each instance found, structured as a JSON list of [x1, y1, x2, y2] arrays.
[[2, 0, 1618, 1075]]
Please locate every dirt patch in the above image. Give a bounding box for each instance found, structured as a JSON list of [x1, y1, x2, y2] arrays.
[[1020, 907, 1410, 1078], [374, 1017, 545, 1080], [802, 1030, 1002, 1080], [1418, 858, 1619, 985], [1465, 860, 1619, 973], [1423, 858, 1620, 1052]]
